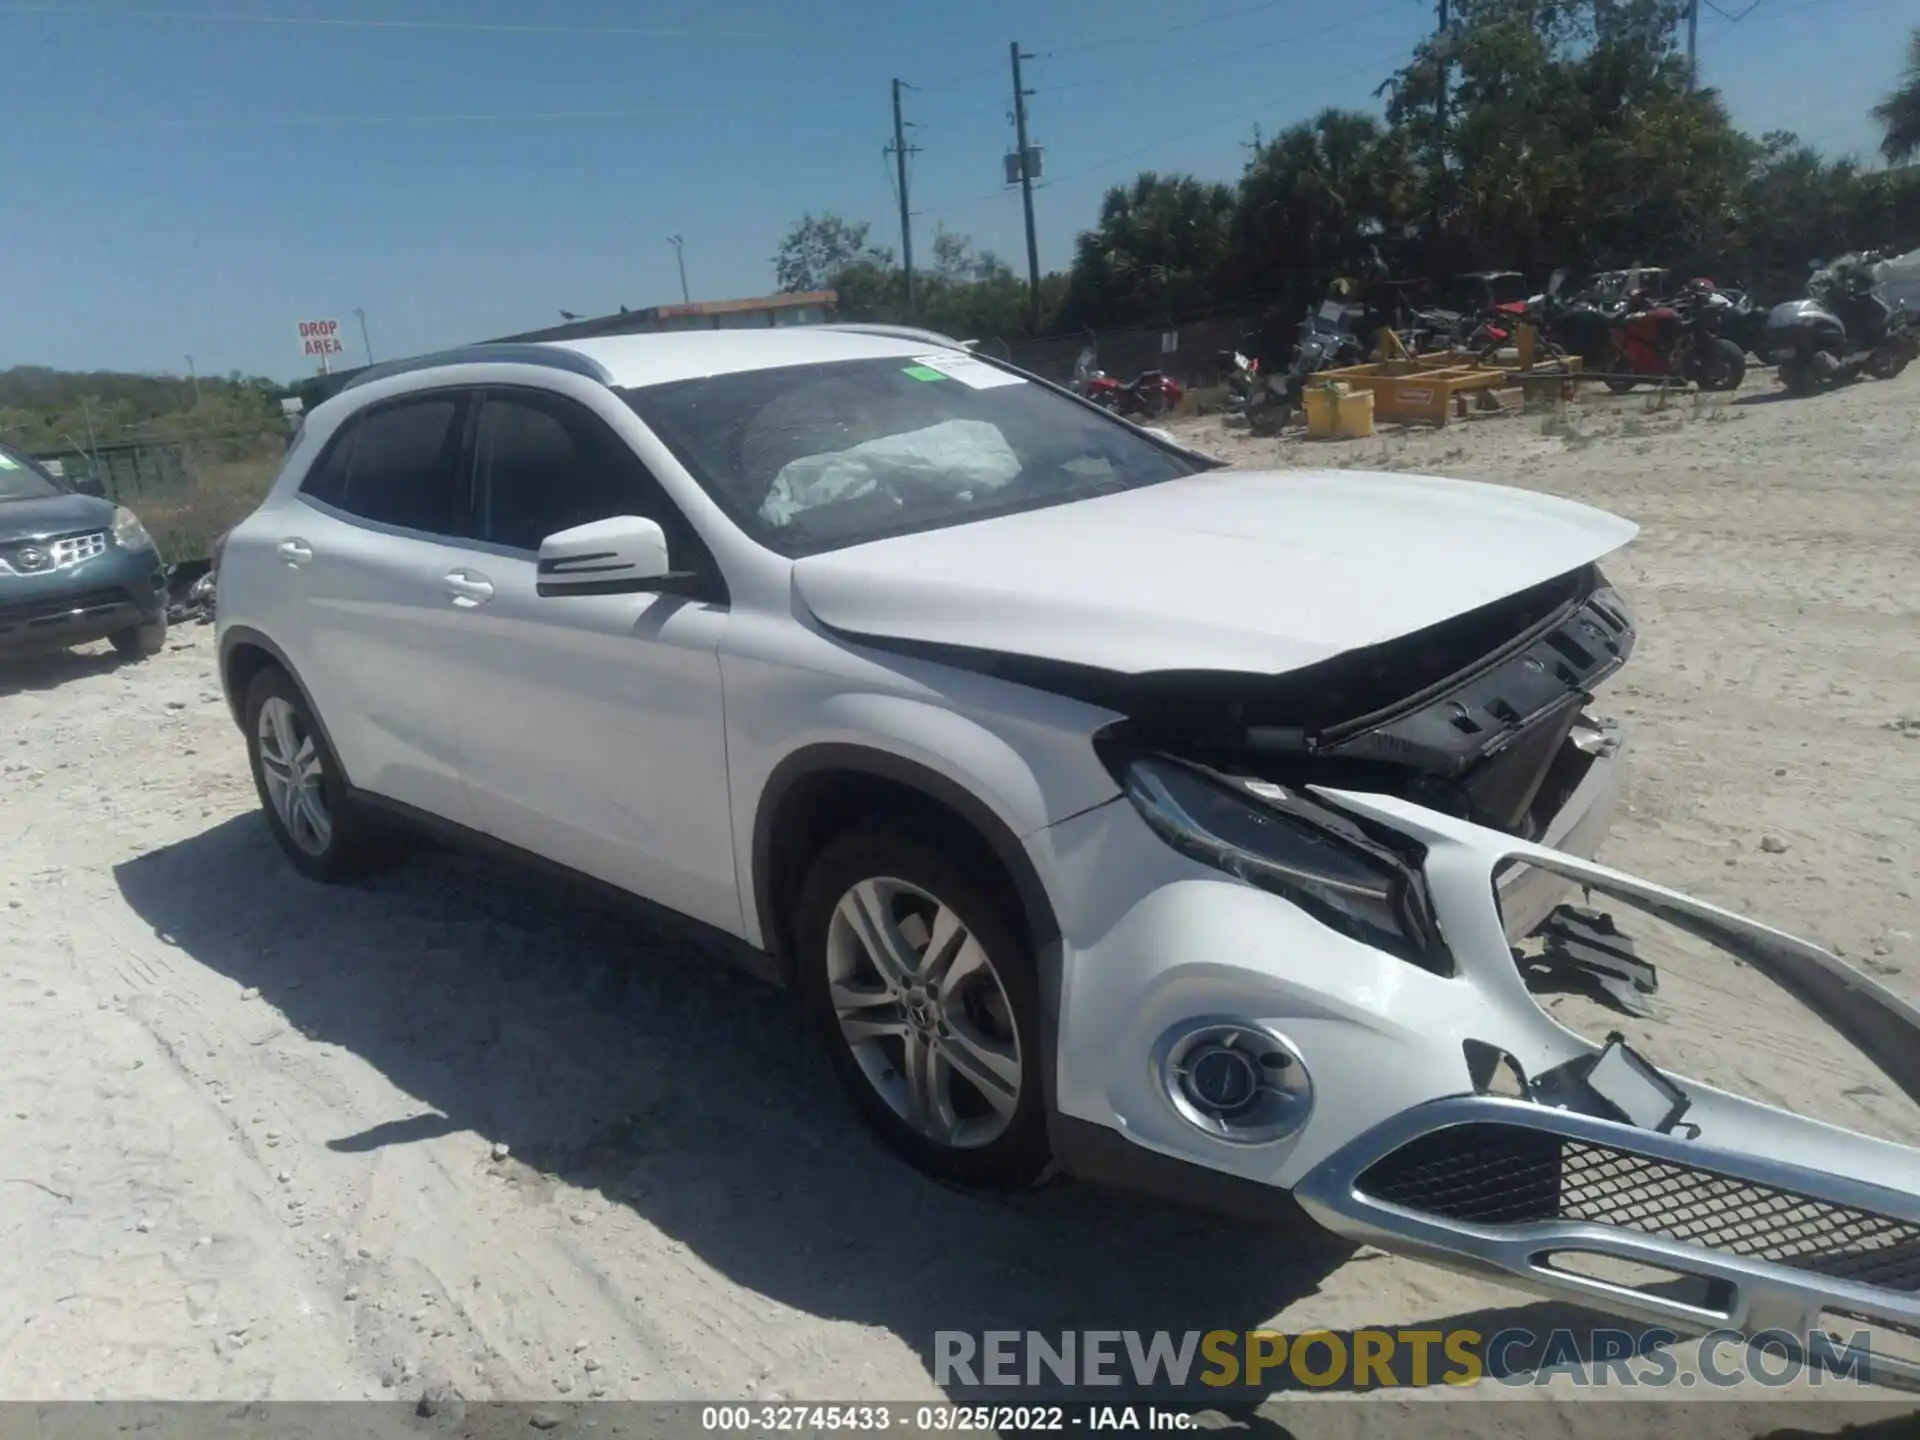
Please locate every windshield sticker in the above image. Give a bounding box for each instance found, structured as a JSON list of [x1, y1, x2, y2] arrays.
[[910, 353, 1027, 390], [902, 365, 946, 382]]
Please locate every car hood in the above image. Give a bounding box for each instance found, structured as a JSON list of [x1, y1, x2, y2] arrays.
[[0, 492, 117, 542], [791, 469, 1638, 676]]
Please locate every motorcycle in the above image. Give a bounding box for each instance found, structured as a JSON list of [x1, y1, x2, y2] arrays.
[[1073, 347, 1184, 418], [1599, 285, 1747, 392], [1764, 254, 1918, 396], [1217, 348, 1261, 412], [1244, 295, 1368, 435]]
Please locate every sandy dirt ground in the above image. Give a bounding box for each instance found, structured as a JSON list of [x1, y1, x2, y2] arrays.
[[1, 366, 1917, 1435]]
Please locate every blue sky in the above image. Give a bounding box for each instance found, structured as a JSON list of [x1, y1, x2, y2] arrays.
[[0, 0, 1906, 380]]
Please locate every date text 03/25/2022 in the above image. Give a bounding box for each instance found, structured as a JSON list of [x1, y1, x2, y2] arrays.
[[701, 1405, 1194, 1432]]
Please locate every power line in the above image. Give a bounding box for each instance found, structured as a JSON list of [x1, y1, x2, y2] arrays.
[[931, 43, 1422, 228], [891, 0, 1389, 94], [1029, 0, 1302, 61], [1039, 3, 1405, 94], [5, 107, 746, 130], [0, 4, 774, 40]]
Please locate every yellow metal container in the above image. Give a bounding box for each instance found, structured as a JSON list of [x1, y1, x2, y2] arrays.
[[1334, 386, 1375, 439], [1303, 382, 1343, 439]]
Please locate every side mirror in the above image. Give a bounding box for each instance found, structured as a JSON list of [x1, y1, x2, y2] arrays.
[[535, 515, 679, 598], [1548, 267, 1568, 297], [74, 477, 106, 498]]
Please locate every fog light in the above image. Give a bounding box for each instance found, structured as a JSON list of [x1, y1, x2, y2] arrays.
[[1153, 1021, 1312, 1145]]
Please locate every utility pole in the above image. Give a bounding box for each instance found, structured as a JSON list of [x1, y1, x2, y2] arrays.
[[1686, 0, 1699, 78], [668, 235, 690, 304], [1010, 41, 1042, 335], [888, 79, 919, 321], [353, 308, 375, 366], [185, 355, 201, 405], [1432, 0, 1450, 231]]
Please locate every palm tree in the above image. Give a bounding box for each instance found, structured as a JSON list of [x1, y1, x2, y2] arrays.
[[1872, 27, 1920, 165]]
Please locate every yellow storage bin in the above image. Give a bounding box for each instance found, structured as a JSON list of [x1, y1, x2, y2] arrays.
[[1335, 385, 1375, 439], [1303, 381, 1343, 439]]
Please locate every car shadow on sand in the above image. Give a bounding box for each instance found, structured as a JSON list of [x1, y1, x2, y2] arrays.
[[116, 815, 1711, 1412], [0, 645, 132, 696]]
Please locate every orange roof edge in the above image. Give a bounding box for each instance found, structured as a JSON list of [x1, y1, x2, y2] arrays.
[[650, 289, 838, 319]]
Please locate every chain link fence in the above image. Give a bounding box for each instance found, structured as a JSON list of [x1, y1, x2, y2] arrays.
[[33, 435, 281, 566]]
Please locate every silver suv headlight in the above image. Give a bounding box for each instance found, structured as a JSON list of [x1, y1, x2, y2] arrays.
[[111, 505, 154, 552], [1113, 754, 1449, 971]]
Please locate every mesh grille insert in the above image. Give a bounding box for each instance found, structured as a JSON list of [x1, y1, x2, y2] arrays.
[[1355, 1123, 1920, 1293]]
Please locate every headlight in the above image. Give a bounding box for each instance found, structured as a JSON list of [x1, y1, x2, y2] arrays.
[[1115, 754, 1448, 971], [111, 505, 153, 551]]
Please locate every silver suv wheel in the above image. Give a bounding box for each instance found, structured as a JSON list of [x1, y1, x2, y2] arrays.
[[257, 695, 333, 857], [825, 876, 1023, 1149]]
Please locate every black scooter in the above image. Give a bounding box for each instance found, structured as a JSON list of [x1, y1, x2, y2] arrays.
[[1764, 254, 1918, 396]]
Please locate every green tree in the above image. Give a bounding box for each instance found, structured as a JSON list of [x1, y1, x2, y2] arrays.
[[1872, 28, 1920, 165], [772, 213, 893, 294], [1231, 110, 1412, 299], [1062, 172, 1237, 329]]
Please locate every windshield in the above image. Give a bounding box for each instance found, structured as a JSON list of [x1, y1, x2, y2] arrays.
[[0, 443, 65, 502], [621, 355, 1209, 557]]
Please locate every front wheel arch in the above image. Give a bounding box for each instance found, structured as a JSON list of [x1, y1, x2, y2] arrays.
[[750, 745, 1062, 978]]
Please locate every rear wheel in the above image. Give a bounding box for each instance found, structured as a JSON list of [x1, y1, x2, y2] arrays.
[[793, 828, 1050, 1189], [1694, 337, 1746, 392], [1779, 357, 1820, 397], [243, 666, 393, 883], [110, 615, 167, 659], [1865, 342, 1911, 381]]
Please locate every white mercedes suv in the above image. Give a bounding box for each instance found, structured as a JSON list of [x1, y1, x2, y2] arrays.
[[221, 328, 1920, 1359], [219, 324, 1638, 1193]]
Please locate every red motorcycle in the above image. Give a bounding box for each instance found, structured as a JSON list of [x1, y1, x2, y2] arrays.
[[1072, 349, 1184, 418], [1601, 285, 1746, 392]]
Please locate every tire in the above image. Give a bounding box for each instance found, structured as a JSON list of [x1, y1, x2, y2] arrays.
[[1779, 357, 1820, 397], [110, 615, 167, 659], [1865, 343, 1910, 381], [1694, 338, 1746, 392], [793, 827, 1051, 1190], [1601, 347, 1638, 393], [242, 665, 392, 883]]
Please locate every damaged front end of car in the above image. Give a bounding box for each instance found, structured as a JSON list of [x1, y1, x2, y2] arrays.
[[1286, 792, 1920, 1387], [870, 559, 1636, 943]]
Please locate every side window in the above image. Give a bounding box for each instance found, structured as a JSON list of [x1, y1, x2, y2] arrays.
[[297, 418, 359, 507], [333, 395, 467, 535], [475, 391, 674, 553]]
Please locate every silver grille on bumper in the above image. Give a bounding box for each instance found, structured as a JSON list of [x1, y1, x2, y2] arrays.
[[0, 530, 108, 574], [1355, 1123, 1920, 1293], [52, 531, 108, 566]]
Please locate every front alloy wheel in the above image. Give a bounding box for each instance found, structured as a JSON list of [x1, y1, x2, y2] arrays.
[[827, 877, 1022, 1149], [795, 829, 1050, 1188]]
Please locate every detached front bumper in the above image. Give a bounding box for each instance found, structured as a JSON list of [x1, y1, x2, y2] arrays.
[[1041, 785, 1920, 1375]]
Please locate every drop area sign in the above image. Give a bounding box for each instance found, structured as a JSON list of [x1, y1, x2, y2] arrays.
[[298, 319, 346, 363]]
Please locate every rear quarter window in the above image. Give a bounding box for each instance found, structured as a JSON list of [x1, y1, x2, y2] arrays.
[[297, 418, 359, 508]]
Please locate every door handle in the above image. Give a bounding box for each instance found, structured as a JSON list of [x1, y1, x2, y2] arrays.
[[443, 570, 495, 607], [277, 538, 313, 566]]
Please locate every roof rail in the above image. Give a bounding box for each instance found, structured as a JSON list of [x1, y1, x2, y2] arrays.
[[817, 322, 972, 350], [336, 343, 614, 394]]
